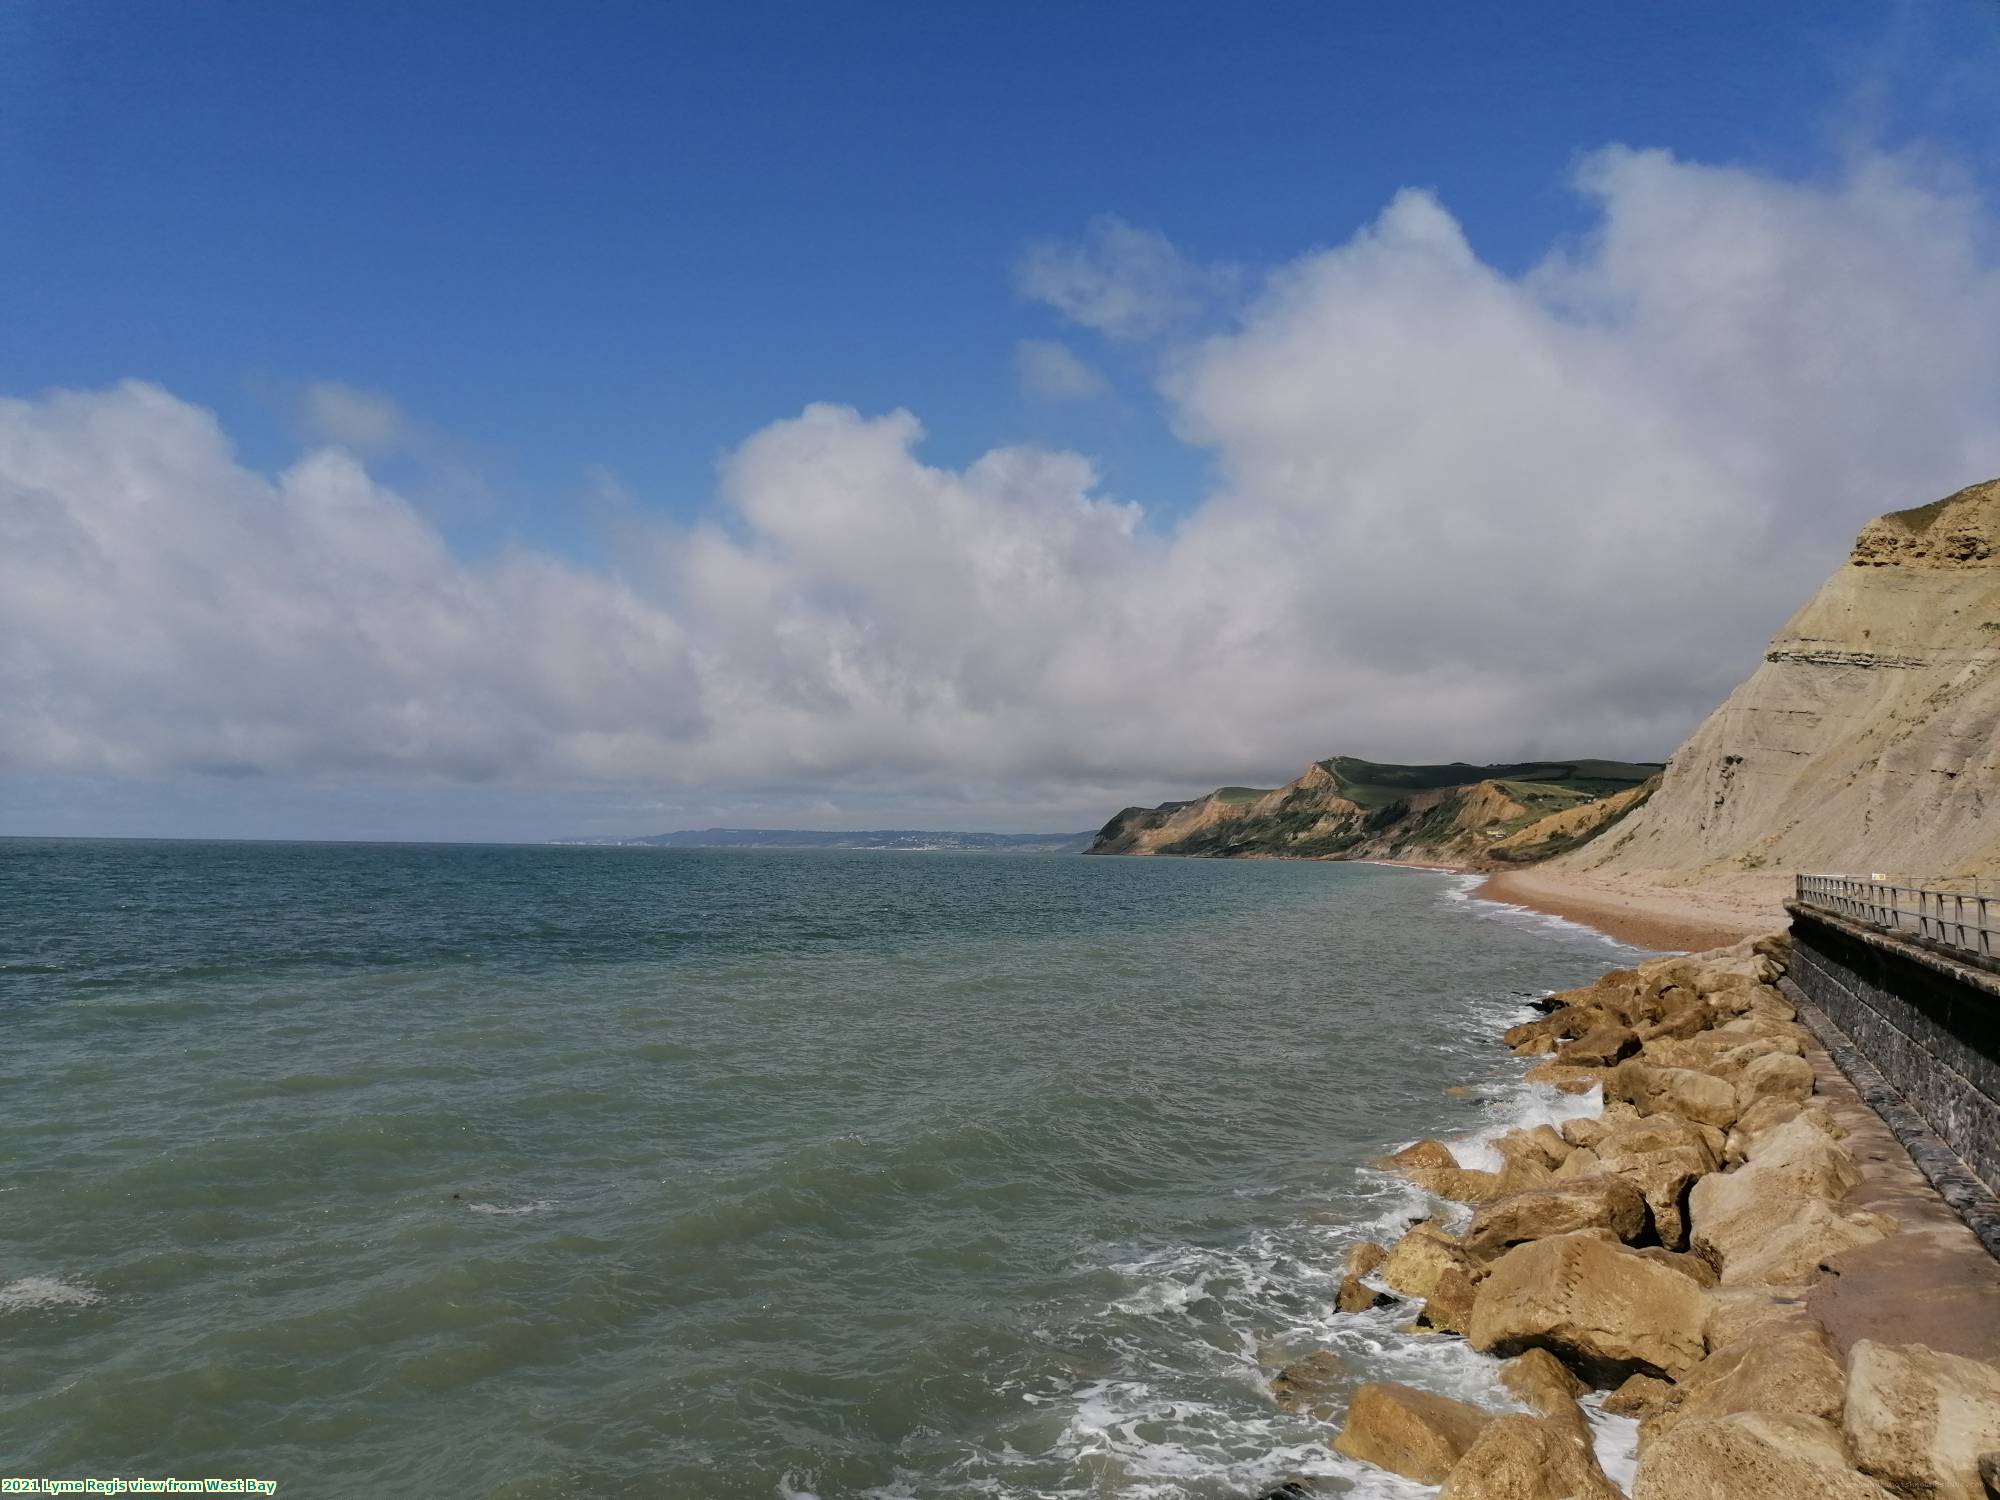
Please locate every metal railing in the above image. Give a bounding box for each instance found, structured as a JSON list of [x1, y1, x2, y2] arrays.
[[1796, 874, 1998, 963]]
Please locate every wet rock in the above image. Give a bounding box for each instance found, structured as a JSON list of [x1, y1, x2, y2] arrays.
[[1336, 1273, 1392, 1314], [1521, 1061, 1607, 1096], [1417, 1264, 1480, 1335], [1843, 1340, 2000, 1500], [1345, 1240, 1388, 1278], [1438, 1413, 1624, 1500], [1605, 1373, 1676, 1419], [1611, 1060, 1740, 1131], [1560, 1023, 1642, 1068], [1469, 1229, 1711, 1383], [1462, 1177, 1650, 1264], [1331, 1380, 1496, 1484], [1270, 1348, 1347, 1421], [1405, 1165, 1513, 1203], [1497, 1347, 1587, 1417], [1384, 1139, 1459, 1172], [1379, 1222, 1476, 1302], [1634, 1412, 1897, 1499], [1491, 1125, 1570, 1174]]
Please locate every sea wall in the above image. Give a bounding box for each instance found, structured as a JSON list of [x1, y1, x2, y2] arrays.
[[1784, 903, 2000, 1196]]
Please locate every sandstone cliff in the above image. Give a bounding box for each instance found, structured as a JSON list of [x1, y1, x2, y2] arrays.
[[1087, 756, 1659, 866], [1561, 477, 2000, 896]]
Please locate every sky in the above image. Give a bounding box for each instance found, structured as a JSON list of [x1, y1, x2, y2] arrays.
[[4, 1, 2000, 841]]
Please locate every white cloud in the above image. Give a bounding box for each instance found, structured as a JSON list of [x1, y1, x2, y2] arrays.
[[4, 147, 1999, 825], [1016, 214, 1221, 339], [297, 380, 410, 455], [1014, 339, 1110, 402]]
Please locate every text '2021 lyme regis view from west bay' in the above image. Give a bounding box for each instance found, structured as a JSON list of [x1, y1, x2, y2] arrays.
[[5, 6, 2000, 1499]]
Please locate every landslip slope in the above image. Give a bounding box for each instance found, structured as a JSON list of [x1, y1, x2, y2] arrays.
[[1087, 756, 1660, 867]]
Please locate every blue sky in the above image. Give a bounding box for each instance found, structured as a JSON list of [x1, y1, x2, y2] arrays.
[[4, 2, 2000, 839]]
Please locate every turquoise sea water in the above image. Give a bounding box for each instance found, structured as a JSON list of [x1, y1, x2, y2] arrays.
[[0, 840, 1641, 1498]]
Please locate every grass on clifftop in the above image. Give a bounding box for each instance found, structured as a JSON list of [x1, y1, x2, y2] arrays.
[[1319, 756, 1660, 810]]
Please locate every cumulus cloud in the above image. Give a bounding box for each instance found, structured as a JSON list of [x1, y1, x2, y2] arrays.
[[4, 147, 1999, 821], [1016, 214, 1224, 339], [1014, 339, 1110, 402]]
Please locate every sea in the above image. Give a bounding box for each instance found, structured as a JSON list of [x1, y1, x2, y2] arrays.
[[0, 838, 1647, 1498]]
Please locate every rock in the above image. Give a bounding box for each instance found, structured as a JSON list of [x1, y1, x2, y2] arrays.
[[1331, 1381, 1495, 1484], [1688, 1115, 1865, 1274], [1563, 1117, 1613, 1150], [1553, 1147, 1603, 1181], [1379, 1222, 1475, 1302], [1634, 1412, 1898, 1499], [1469, 1230, 1711, 1382], [1716, 1199, 1896, 1287], [1611, 1060, 1740, 1130], [1346, 1240, 1388, 1278], [1270, 1349, 1347, 1421], [1644, 1314, 1845, 1447], [1704, 1288, 1810, 1351], [1337, 1273, 1391, 1314], [1462, 1177, 1650, 1263], [1385, 1139, 1459, 1172], [1980, 1452, 2000, 1497], [1843, 1340, 2000, 1500], [1734, 1052, 1815, 1116], [1560, 1024, 1642, 1067], [1522, 1061, 1607, 1096], [1491, 1124, 1571, 1173], [1497, 1347, 1587, 1416], [1437, 1413, 1624, 1500], [1605, 1373, 1676, 1418], [1596, 1114, 1721, 1251], [1641, 991, 1714, 1041], [1406, 1165, 1513, 1203], [1631, 1247, 1719, 1287], [1419, 1265, 1481, 1335]]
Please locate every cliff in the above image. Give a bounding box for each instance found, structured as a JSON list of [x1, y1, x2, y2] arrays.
[[1087, 756, 1660, 866], [1560, 476, 2000, 894]]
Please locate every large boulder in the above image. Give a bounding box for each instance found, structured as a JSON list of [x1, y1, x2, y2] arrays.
[[1634, 1413, 1898, 1499], [1688, 1115, 1865, 1274], [1385, 1139, 1459, 1171], [1715, 1199, 1896, 1288], [1378, 1222, 1476, 1302], [1497, 1347, 1587, 1417], [1642, 1314, 1846, 1448], [1469, 1230, 1711, 1382], [1437, 1413, 1624, 1500], [1611, 1060, 1740, 1131], [1734, 1052, 1815, 1116], [1521, 1060, 1607, 1095], [1560, 1023, 1642, 1067], [1417, 1264, 1481, 1336], [1596, 1115, 1722, 1251], [1332, 1381, 1494, 1484], [1604, 1373, 1676, 1418], [1337, 1273, 1392, 1314], [1843, 1340, 2000, 1500], [1462, 1177, 1649, 1264], [1406, 1165, 1522, 1202]]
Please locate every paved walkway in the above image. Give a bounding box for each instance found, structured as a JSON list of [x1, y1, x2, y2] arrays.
[[1796, 1026, 2000, 1361]]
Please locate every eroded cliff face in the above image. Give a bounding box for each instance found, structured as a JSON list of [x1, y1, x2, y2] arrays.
[[1564, 477, 2000, 887], [1088, 757, 1658, 866]]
